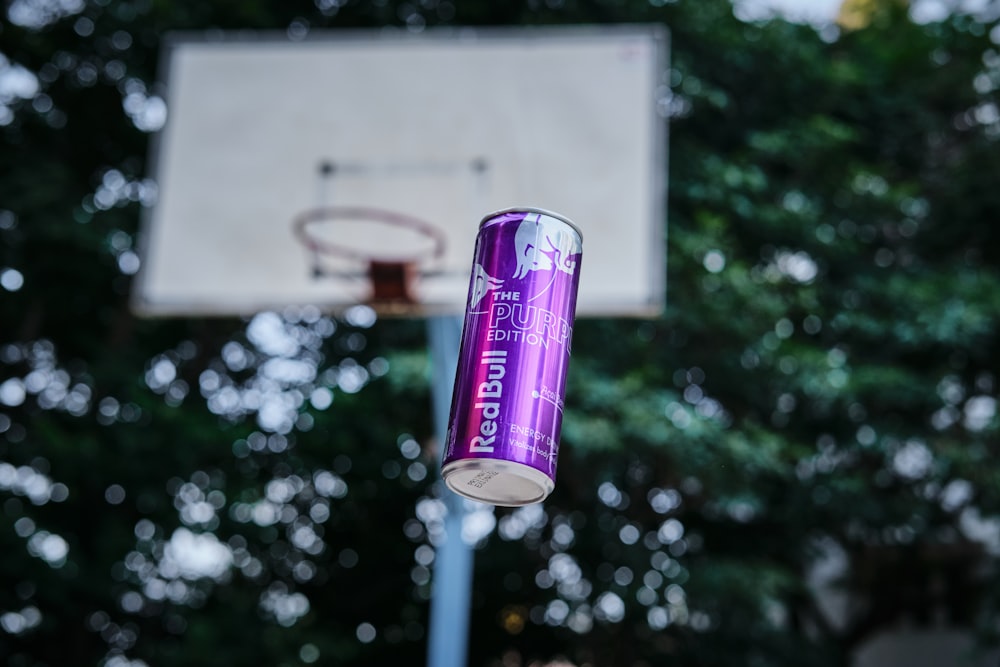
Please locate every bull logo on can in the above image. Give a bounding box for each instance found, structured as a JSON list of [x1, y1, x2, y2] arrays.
[[468, 212, 582, 310], [512, 213, 582, 280], [469, 262, 503, 309]]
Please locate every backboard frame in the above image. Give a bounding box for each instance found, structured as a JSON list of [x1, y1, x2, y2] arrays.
[[132, 24, 669, 319]]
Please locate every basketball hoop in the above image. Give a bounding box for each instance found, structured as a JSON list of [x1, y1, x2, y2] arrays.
[[292, 206, 447, 305]]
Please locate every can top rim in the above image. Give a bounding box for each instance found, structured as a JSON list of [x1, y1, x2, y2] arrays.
[[480, 207, 583, 241]]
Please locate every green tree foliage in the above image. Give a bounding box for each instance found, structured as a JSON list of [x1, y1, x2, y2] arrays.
[[2, 1, 1000, 666]]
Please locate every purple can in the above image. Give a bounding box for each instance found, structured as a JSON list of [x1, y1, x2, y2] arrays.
[[442, 208, 583, 506]]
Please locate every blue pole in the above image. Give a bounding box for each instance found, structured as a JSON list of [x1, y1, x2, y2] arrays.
[[426, 315, 473, 667]]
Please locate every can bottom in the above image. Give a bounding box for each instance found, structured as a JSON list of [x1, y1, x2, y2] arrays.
[[442, 459, 554, 507]]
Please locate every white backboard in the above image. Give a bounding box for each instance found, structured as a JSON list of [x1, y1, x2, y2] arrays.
[[134, 26, 668, 317]]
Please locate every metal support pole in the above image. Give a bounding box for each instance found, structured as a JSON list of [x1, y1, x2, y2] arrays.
[[426, 315, 473, 667]]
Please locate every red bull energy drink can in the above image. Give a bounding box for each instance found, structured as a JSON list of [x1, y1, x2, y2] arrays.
[[442, 208, 583, 506]]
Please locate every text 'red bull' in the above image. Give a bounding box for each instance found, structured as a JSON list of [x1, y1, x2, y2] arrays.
[[470, 349, 507, 453]]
